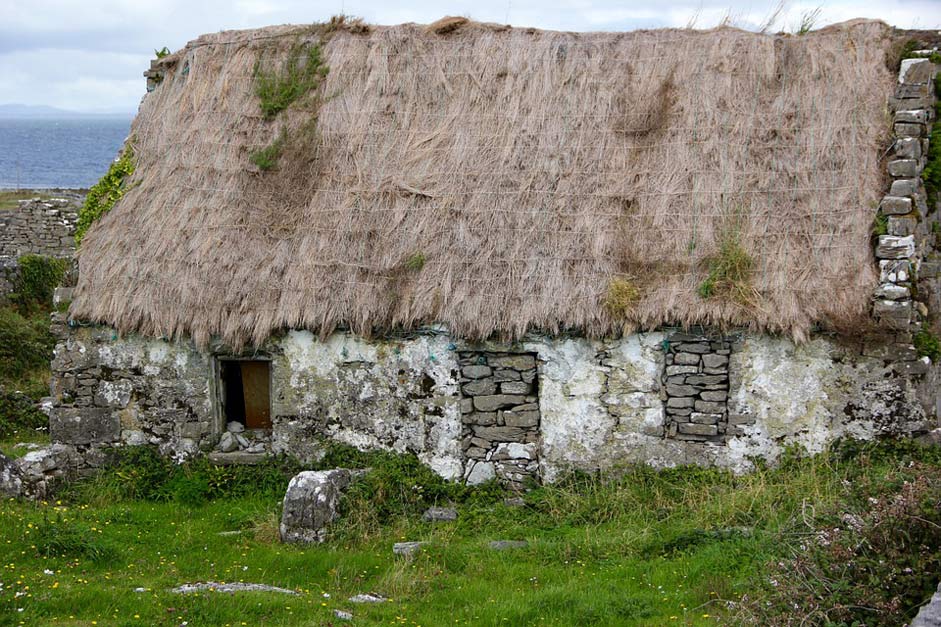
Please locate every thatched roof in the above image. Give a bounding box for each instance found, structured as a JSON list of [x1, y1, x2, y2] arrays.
[[72, 17, 897, 347]]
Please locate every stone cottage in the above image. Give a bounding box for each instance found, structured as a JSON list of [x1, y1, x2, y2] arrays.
[[46, 17, 940, 488]]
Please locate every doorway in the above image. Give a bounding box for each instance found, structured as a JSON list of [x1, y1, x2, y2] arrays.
[[219, 360, 272, 429]]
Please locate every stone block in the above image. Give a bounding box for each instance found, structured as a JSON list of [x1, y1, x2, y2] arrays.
[[700, 390, 728, 402], [462, 380, 497, 396], [491, 442, 536, 461], [701, 354, 728, 369], [899, 58, 933, 85], [462, 411, 497, 426], [678, 423, 719, 436], [873, 299, 912, 330], [280, 469, 352, 544], [473, 394, 527, 412], [880, 259, 911, 283], [50, 408, 118, 444], [890, 178, 922, 197], [665, 407, 693, 416], [673, 352, 701, 366], [895, 122, 925, 138], [500, 381, 531, 395], [894, 137, 922, 160], [466, 461, 495, 485], [875, 235, 915, 260], [492, 369, 521, 382], [471, 425, 527, 442], [488, 355, 535, 370], [501, 409, 539, 428], [666, 396, 695, 408], [880, 196, 913, 216], [665, 365, 698, 376], [887, 216, 917, 237], [888, 159, 921, 177], [674, 343, 711, 354], [685, 375, 727, 385], [895, 109, 929, 124], [874, 282, 910, 300], [462, 365, 492, 379], [690, 412, 721, 425], [665, 384, 697, 397], [694, 400, 726, 414]]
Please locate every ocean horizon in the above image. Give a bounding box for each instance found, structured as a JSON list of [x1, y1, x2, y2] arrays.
[[0, 117, 133, 189]]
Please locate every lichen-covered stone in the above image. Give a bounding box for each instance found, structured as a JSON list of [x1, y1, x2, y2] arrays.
[[49, 408, 119, 445], [280, 469, 353, 544]]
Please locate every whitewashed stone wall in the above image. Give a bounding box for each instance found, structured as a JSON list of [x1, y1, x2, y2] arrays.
[[46, 321, 936, 486]]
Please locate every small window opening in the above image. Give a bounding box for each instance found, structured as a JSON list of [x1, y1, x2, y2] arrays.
[[220, 360, 271, 429]]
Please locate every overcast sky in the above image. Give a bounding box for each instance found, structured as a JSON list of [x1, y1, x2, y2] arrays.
[[0, 0, 938, 114]]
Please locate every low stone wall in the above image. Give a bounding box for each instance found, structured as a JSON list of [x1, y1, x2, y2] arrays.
[[0, 198, 78, 303], [0, 198, 77, 259]]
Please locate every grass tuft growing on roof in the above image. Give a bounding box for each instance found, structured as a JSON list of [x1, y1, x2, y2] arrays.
[[603, 277, 640, 318], [698, 227, 756, 306], [254, 40, 329, 119]]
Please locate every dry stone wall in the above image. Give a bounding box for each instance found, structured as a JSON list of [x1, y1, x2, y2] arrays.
[[662, 333, 733, 443], [458, 351, 540, 488], [0, 198, 77, 259], [0, 198, 78, 304], [872, 55, 938, 375]]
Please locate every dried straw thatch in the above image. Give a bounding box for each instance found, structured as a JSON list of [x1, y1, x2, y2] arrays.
[[72, 17, 897, 347]]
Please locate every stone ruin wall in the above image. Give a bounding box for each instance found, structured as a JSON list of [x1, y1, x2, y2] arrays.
[[0, 198, 78, 304]]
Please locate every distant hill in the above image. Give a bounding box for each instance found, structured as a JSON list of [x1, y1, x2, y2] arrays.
[[0, 103, 133, 119]]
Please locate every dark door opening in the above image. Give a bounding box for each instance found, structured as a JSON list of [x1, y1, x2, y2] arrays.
[[220, 360, 271, 429]]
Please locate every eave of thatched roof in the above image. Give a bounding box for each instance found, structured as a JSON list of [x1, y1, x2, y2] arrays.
[[72, 17, 896, 347]]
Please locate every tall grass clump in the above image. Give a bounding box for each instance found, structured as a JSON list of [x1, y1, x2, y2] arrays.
[[13, 254, 67, 309], [603, 277, 640, 318], [254, 41, 328, 119], [698, 227, 756, 305]]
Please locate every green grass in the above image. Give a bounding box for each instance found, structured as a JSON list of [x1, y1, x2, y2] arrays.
[[254, 41, 328, 119], [1, 441, 938, 625]]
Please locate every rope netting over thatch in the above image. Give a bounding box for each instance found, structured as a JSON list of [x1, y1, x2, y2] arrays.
[[72, 18, 897, 347]]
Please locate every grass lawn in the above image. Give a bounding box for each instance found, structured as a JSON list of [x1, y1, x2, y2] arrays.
[[2, 440, 938, 627], [0, 189, 85, 211]]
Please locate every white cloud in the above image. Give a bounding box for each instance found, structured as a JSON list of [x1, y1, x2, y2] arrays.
[[0, 0, 937, 113]]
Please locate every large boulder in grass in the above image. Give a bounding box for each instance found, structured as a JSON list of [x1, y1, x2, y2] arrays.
[[280, 469, 353, 544], [0, 452, 23, 498]]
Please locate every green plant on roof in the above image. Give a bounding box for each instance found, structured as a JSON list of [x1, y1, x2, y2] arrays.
[[603, 277, 641, 317], [249, 133, 285, 171], [254, 40, 329, 119], [75, 146, 135, 246], [698, 222, 756, 306], [404, 252, 426, 271], [154, 47, 171, 59]]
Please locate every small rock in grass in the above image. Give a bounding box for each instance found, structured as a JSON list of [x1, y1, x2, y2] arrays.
[[334, 609, 353, 621], [422, 506, 457, 522], [349, 593, 386, 603], [393, 541, 429, 558], [489, 540, 528, 550], [172, 582, 297, 595], [504, 497, 525, 508]]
